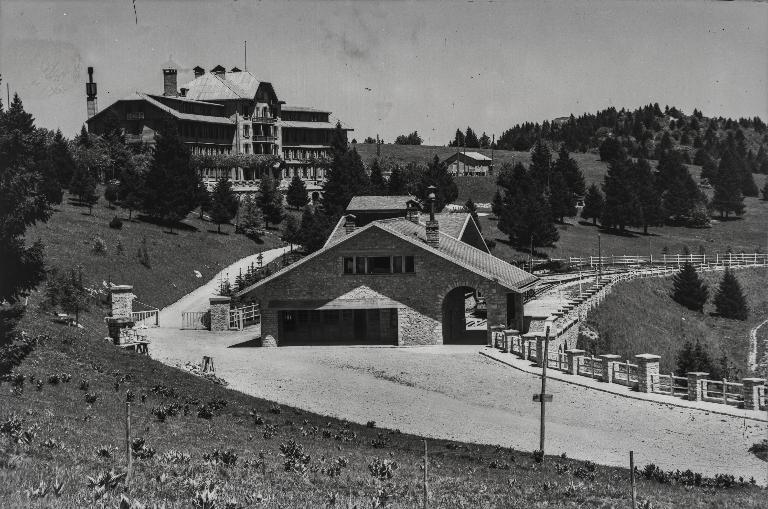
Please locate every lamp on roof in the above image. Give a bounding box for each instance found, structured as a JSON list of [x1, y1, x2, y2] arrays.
[[427, 185, 436, 222]]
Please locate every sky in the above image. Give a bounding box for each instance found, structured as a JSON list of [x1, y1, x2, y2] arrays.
[[1, 0, 767, 144]]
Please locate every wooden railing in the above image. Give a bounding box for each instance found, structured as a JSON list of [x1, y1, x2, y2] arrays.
[[181, 311, 209, 330], [702, 379, 744, 406], [547, 352, 568, 372], [554, 253, 768, 269], [612, 361, 639, 388], [229, 303, 260, 330], [131, 309, 159, 327], [650, 373, 688, 396], [578, 356, 601, 380]]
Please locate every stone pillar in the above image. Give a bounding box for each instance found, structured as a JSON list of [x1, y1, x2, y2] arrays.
[[490, 324, 505, 349], [110, 285, 134, 319], [566, 349, 586, 375], [741, 378, 765, 411], [686, 372, 709, 401], [600, 354, 621, 383], [635, 354, 661, 393], [503, 329, 518, 354], [261, 309, 279, 346], [522, 333, 536, 361], [209, 296, 231, 332]]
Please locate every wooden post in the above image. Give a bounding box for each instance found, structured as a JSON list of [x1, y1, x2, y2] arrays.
[[125, 401, 132, 484], [722, 378, 727, 405], [539, 326, 550, 456], [670, 372, 674, 396], [629, 450, 636, 509], [423, 440, 428, 509]]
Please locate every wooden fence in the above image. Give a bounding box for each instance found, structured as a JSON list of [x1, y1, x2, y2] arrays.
[[650, 373, 688, 397], [702, 379, 745, 406], [181, 311, 209, 330], [552, 253, 768, 269], [229, 303, 260, 331], [131, 310, 159, 327]]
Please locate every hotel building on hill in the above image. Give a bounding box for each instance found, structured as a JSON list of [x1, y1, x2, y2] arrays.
[[85, 64, 352, 191]]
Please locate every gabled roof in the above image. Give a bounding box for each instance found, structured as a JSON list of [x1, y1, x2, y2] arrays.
[[181, 71, 274, 102], [282, 105, 331, 113], [446, 151, 492, 162], [346, 195, 415, 212], [86, 92, 235, 126], [238, 217, 537, 297]]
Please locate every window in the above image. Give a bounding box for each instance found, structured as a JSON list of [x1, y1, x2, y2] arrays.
[[342, 256, 415, 275], [243, 125, 250, 138]]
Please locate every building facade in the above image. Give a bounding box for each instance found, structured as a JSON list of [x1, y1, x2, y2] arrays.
[[236, 198, 536, 346], [85, 65, 351, 190], [445, 151, 493, 176]]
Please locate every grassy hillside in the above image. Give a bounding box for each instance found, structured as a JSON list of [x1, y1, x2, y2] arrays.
[[25, 193, 286, 311], [2, 194, 764, 507], [584, 268, 768, 377]]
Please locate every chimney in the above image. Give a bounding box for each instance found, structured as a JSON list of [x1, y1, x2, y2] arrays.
[[85, 66, 98, 119], [163, 67, 178, 97], [406, 200, 420, 223], [425, 186, 439, 248], [179, 87, 188, 97], [193, 66, 205, 79], [211, 65, 226, 77], [344, 214, 357, 234]]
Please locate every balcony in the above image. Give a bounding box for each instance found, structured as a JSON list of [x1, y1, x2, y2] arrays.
[[253, 135, 276, 142], [251, 116, 276, 124]]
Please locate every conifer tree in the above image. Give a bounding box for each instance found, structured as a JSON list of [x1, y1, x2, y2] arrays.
[[387, 165, 407, 195], [599, 137, 625, 163], [632, 158, 662, 234], [491, 189, 504, 218], [281, 214, 302, 250], [209, 177, 239, 233], [711, 164, 745, 218], [762, 180, 768, 201], [497, 162, 558, 249], [670, 262, 708, 312], [298, 206, 332, 253], [548, 168, 574, 222], [48, 129, 76, 188], [713, 269, 748, 320], [368, 158, 387, 195], [528, 139, 552, 190], [554, 145, 585, 197], [464, 127, 479, 148], [69, 164, 98, 213], [141, 123, 201, 231], [415, 155, 458, 212], [322, 144, 369, 217], [257, 174, 285, 228], [285, 175, 309, 209], [601, 158, 642, 231], [119, 159, 146, 220], [581, 184, 604, 225], [238, 194, 264, 240]]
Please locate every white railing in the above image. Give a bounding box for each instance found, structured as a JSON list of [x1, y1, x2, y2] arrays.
[[229, 303, 260, 330], [758, 386, 766, 410], [181, 311, 209, 330], [702, 379, 744, 406], [547, 352, 568, 372], [131, 309, 159, 327], [650, 373, 688, 396], [557, 253, 768, 269], [612, 361, 638, 388]]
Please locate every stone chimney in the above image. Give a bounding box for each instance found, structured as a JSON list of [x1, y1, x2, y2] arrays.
[[163, 67, 178, 97], [406, 200, 420, 223], [211, 65, 226, 77], [425, 186, 439, 248], [193, 66, 205, 79], [344, 214, 356, 234], [179, 87, 188, 97]]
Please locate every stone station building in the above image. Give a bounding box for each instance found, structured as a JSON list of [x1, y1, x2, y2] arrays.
[[236, 197, 538, 346]]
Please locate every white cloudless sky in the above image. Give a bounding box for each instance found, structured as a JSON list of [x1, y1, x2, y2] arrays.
[[1, 0, 766, 144]]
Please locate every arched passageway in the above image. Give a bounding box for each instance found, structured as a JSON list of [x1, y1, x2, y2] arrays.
[[442, 286, 487, 344]]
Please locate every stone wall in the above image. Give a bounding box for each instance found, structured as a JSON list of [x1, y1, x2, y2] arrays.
[[110, 285, 135, 319], [249, 226, 521, 346], [209, 296, 231, 332]]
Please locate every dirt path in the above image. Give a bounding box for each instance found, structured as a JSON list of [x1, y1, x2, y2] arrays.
[[749, 317, 768, 373]]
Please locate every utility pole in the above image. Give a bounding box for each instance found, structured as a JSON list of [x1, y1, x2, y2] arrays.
[[530, 235, 534, 274], [598, 233, 602, 279], [629, 450, 637, 509], [538, 326, 551, 455], [244, 40, 247, 71]]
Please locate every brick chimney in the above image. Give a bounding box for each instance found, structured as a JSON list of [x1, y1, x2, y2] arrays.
[[163, 67, 178, 97], [425, 186, 439, 248], [179, 87, 188, 97], [406, 200, 420, 223], [193, 66, 205, 79], [344, 214, 356, 234], [211, 65, 226, 77], [85, 66, 98, 119]]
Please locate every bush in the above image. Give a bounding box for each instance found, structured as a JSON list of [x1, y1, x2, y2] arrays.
[[91, 236, 107, 256], [109, 216, 123, 229], [368, 458, 398, 480]]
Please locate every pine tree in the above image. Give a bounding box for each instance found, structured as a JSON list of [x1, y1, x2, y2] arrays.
[[711, 164, 745, 218], [491, 189, 504, 218], [118, 158, 145, 220], [69, 164, 98, 213], [497, 162, 558, 249], [601, 159, 642, 231], [46, 266, 89, 325], [415, 155, 458, 212], [464, 127, 480, 148], [285, 175, 309, 209], [368, 158, 387, 195], [632, 159, 662, 234], [104, 181, 119, 208], [479, 132, 491, 148], [548, 168, 574, 222], [387, 165, 407, 195], [581, 184, 604, 225], [257, 174, 285, 228], [713, 268, 748, 320], [464, 198, 481, 231], [599, 137, 625, 163], [670, 262, 708, 312], [528, 139, 552, 190], [48, 129, 76, 188], [209, 177, 239, 233], [281, 214, 302, 250], [141, 123, 201, 231], [322, 146, 369, 217], [298, 206, 333, 253], [554, 145, 585, 197], [239, 194, 264, 240]]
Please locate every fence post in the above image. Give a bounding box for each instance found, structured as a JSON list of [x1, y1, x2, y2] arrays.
[[635, 354, 661, 393], [741, 378, 765, 411], [566, 349, 586, 375], [722, 378, 728, 405], [630, 450, 636, 509], [423, 440, 429, 509], [600, 354, 621, 383], [686, 372, 709, 401], [125, 401, 132, 485], [669, 372, 675, 396]]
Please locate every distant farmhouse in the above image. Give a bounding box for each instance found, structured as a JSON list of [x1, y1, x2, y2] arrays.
[[85, 64, 352, 193], [445, 151, 493, 176], [236, 196, 537, 346]]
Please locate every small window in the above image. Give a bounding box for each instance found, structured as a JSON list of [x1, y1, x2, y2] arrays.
[[393, 256, 403, 273], [355, 257, 366, 274], [367, 256, 391, 274], [343, 257, 354, 274], [404, 256, 415, 273]]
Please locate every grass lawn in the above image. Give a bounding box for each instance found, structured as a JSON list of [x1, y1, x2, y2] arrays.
[[583, 268, 768, 377], [2, 190, 765, 506], [25, 191, 286, 311]]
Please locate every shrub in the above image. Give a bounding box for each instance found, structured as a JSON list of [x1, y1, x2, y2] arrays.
[[280, 440, 310, 474], [263, 424, 278, 439], [532, 449, 544, 463], [368, 458, 397, 480], [137, 237, 151, 268], [197, 405, 213, 420], [366, 420, 376, 428], [84, 392, 98, 404], [131, 437, 156, 460], [91, 236, 107, 256], [204, 448, 238, 467], [109, 216, 123, 229]]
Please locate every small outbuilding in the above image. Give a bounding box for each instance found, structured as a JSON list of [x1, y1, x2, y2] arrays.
[[445, 151, 493, 176]]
